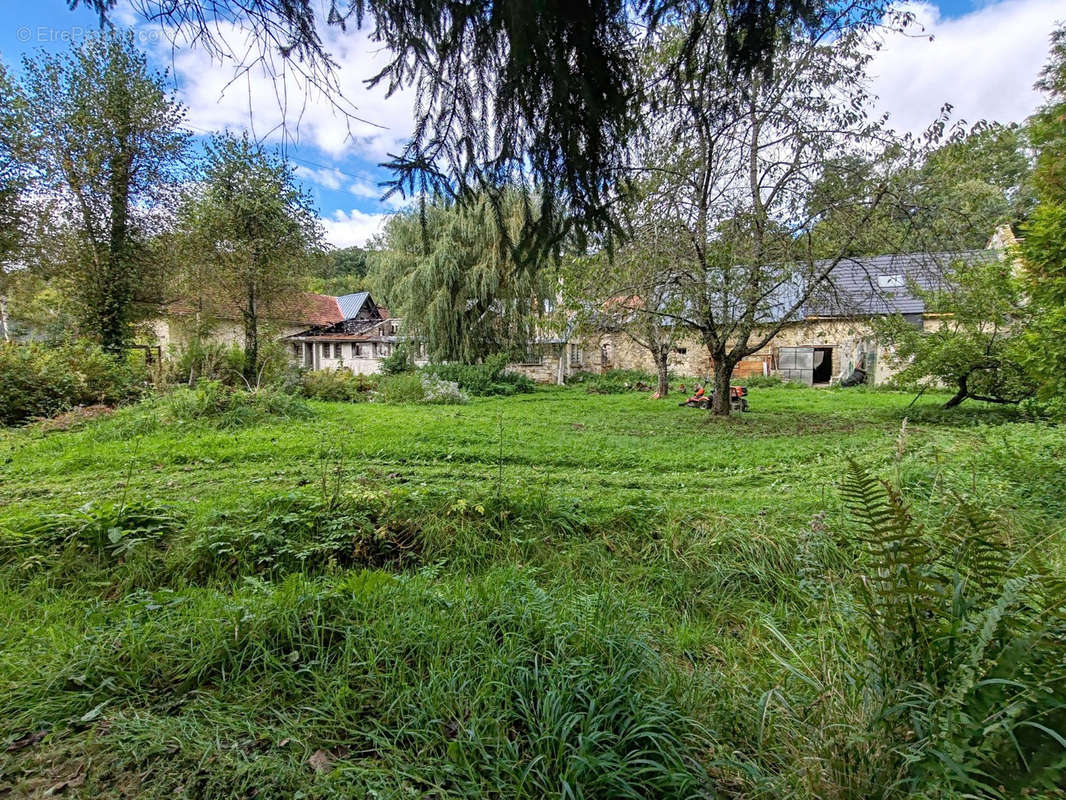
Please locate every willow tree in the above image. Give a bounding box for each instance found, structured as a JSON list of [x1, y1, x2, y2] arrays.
[[19, 30, 188, 351], [178, 133, 323, 382], [369, 193, 552, 363]]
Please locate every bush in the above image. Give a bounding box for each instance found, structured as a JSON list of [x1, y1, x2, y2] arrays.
[[299, 368, 377, 402], [157, 380, 312, 428], [373, 372, 425, 404], [379, 341, 415, 375], [566, 368, 656, 394], [419, 373, 468, 404], [4, 500, 182, 563], [165, 338, 297, 389], [0, 340, 147, 426], [424, 355, 534, 396]]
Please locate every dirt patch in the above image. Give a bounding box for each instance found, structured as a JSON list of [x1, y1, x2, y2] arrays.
[[36, 405, 114, 432]]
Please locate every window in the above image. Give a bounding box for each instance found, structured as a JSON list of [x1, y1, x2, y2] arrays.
[[877, 274, 905, 289], [331, 343, 341, 359], [569, 343, 582, 365], [353, 343, 361, 357], [673, 347, 687, 355], [519, 350, 544, 366]]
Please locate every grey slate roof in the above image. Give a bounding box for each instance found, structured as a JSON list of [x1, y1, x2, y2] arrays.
[[336, 292, 371, 319], [802, 251, 995, 318]]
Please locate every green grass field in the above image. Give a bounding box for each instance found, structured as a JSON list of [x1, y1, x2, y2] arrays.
[[2, 386, 1064, 798]]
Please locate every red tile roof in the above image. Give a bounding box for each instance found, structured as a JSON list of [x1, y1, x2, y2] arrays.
[[293, 293, 344, 326], [161, 293, 344, 327]]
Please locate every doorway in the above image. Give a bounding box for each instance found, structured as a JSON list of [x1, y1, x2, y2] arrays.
[[812, 347, 833, 384]]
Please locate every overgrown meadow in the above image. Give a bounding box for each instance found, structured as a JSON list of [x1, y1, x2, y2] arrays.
[[1, 387, 1064, 798]]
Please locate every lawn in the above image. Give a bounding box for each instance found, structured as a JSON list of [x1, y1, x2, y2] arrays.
[[1, 386, 1064, 798]]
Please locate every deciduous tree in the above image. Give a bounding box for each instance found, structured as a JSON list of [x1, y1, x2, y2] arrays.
[[1020, 25, 1066, 403], [178, 133, 323, 383], [635, 10, 908, 414], [872, 257, 1036, 409], [19, 30, 188, 351]]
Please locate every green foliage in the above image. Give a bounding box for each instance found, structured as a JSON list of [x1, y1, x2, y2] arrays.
[[873, 257, 1037, 408], [373, 372, 425, 404], [374, 372, 469, 405], [0, 340, 146, 425], [378, 340, 414, 375], [567, 369, 655, 394], [176, 132, 323, 383], [1020, 25, 1066, 402], [811, 123, 1034, 256], [423, 355, 534, 396], [17, 30, 188, 350], [368, 192, 552, 363], [299, 369, 377, 402], [4, 500, 182, 565], [187, 491, 418, 580], [839, 460, 1066, 796], [156, 380, 311, 428], [308, 246, 368, 296], [3, 388, 1065, 798]]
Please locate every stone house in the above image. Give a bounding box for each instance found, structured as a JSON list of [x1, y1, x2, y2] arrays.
[[588, 249, 1000, 387], [150, 242, 1003, 386]]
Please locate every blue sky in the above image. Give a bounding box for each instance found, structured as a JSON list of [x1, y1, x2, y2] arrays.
[[1, 0, 1062, 247]]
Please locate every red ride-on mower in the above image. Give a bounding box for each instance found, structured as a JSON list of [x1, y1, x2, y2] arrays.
[[679, 384, 749, 412]]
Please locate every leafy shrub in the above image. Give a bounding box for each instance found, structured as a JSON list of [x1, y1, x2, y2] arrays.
[[567, 368, 656, 394], [166, 338, 297, 389], [187, 491, 420, 579], [379, 341, 415, 375], [761, 462, 1066, 797], [165, 339, 245, 385], [419, 373, 468, 404], [0, 340, 147, 426], [373, 372, 425, 403], [157, 380, 312, 428], [422, 354, 534, 396], [3, 500, 183, 568], [299, 368, 377, 402]]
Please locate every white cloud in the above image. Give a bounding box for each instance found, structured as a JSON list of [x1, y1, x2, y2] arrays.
[[322, 208, 390, 248], [293, 164, 347, 190], [870, 0, 1064, 137], [152, 20, 415, 160]]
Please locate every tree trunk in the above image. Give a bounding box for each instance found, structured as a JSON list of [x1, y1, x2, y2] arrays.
[[943, 375, 968, 409], [243, 283, 259, 386], [711, 358, 735, 416], [102, 135, 133, 353], [0, 294, 9, 342], [654, 349, 669, 396]]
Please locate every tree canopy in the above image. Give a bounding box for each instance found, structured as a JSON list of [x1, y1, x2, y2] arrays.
[[18, 29, 188, 350], [368, 192, 551, 363], [1019, 24, 1066, 403], [177, 132, 323, 381], [71, 0, 897, 256]]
